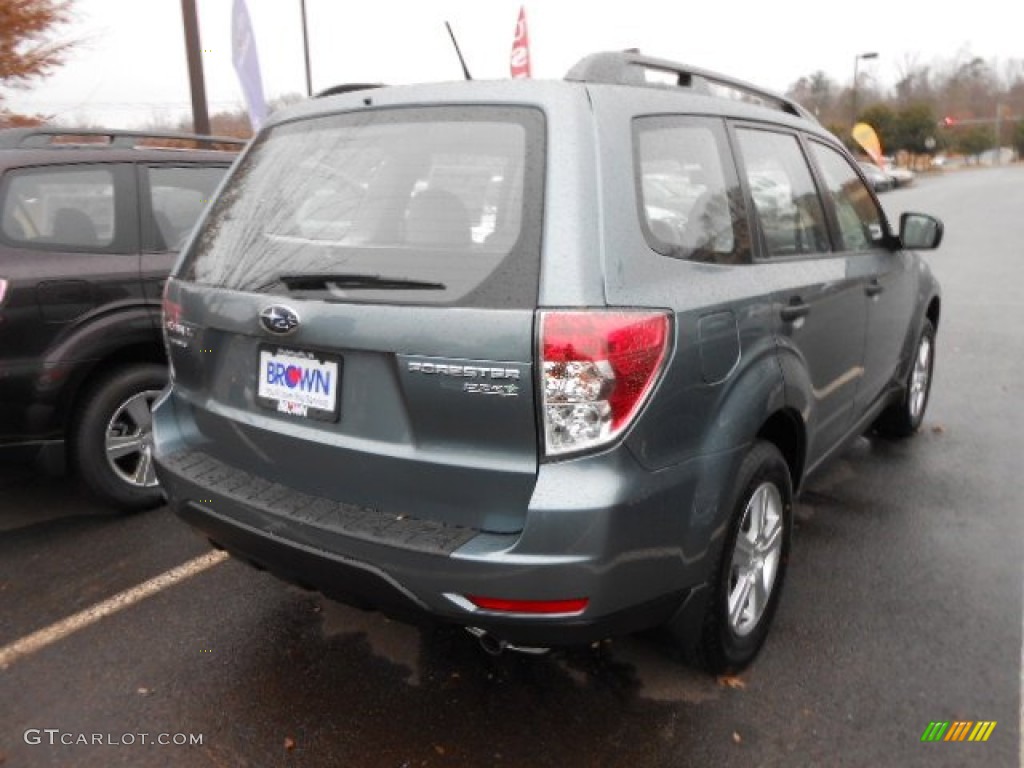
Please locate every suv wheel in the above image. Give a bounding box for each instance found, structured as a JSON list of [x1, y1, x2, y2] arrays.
[[874, 319, 935, 438], [72, 364, 167, 512], [677, 441, 793, 674]]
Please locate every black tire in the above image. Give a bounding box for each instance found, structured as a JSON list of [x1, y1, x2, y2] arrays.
[[874, 319, 935, 439], [72, 363, 168, 512], [676, 441, 793, 674]]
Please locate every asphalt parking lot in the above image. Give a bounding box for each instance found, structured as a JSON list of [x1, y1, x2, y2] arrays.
[[2, 166, 1022, 767]]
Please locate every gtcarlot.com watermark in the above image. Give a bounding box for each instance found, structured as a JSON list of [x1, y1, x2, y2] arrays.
[[24, 729, 203, 747]]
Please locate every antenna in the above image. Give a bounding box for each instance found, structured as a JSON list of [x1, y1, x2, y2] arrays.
[[445, 21, 473, 81]]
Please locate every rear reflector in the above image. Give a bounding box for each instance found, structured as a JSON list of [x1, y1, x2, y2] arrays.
[[467, 596, 589, 615], [540, 310, 671, 456]]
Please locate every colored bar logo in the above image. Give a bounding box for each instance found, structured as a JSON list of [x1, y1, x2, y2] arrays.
[[921, 721, 996, 742]]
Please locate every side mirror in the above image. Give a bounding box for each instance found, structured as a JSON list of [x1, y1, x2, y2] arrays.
[[899, 212, 944, 250]]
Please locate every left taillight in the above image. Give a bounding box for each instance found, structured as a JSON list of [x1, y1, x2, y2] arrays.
[[0, 278, 7, 307], [539, 309, 671, 457]]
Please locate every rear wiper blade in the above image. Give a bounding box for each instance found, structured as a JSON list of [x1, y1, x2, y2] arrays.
[[278, 273, 446, 291]]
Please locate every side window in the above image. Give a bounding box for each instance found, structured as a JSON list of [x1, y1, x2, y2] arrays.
[[145, 166, 227, 251], [809, 142, 886, 251], [634, 116, 750, 265], [1, 166, 116, 250], [735, 129, 830, 259]]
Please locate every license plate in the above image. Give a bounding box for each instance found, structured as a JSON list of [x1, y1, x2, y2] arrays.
[[256, 347, 341, 422]]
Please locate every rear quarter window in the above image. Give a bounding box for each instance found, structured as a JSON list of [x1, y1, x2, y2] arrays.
[[633, 116, 750, 265], [181, 106, 545, 308], [1, 166, 117, 251], [144, 165, 228, 252]]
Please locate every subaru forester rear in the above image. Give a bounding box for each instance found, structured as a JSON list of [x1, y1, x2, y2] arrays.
[[154, 52, 943, 672]]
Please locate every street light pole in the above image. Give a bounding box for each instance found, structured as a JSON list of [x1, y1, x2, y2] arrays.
[[852, 51, 878, 130]]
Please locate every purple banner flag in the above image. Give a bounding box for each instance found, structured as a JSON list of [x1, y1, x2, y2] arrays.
[[232, 0, 268, 131]]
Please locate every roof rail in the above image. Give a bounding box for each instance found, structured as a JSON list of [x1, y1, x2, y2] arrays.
[[0, 127, 248, 150], [565, 51, 816, 122]]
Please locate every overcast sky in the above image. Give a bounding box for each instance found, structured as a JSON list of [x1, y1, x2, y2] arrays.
[[5, 0, 1023, 128]]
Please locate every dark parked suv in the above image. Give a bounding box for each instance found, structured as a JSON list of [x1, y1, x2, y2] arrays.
[[153, 52, 943, 672], [0, 128, 241, 509]]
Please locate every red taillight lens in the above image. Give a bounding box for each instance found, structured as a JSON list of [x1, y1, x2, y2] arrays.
[[467, 596, 589, 615], [161, 292, 184, 379], [0, 278, 7, 306], [540, 310, 670, 456], [162, 294, 183, 333]]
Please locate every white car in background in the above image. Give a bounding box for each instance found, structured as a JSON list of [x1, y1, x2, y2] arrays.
[[883, 161, 915, 187]]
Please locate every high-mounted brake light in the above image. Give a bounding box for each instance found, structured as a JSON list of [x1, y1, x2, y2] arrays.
[[540, 310, 671, 456]]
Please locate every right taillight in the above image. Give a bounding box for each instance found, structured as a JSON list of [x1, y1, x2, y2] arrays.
[[540, 309, 671, 457]]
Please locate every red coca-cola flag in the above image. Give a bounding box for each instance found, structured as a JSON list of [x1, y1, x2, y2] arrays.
[[510, 6, 531, 79]]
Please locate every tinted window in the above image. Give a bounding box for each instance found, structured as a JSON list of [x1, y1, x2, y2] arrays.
[[145, 166, 227, 251], [809, 142, 886, 251], [1, 166, 115, 250], [182, 107, 545, 308], [735, 129, 830, 259], [634, 117, 749, 265]]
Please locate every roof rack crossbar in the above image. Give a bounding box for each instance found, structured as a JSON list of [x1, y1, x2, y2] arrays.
[[0, 127, 247, 150], [565, 51, 816, 122]]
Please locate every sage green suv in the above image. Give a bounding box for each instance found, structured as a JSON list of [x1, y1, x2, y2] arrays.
[[153, 52, 943, 672]]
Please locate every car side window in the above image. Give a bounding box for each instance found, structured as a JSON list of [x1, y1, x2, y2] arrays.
[[809, 142, 886, 251], [735, 128, 830, 259], [0, 166, 116, 250], [144, 165, 227, 252], [634, 116, 750, 265]]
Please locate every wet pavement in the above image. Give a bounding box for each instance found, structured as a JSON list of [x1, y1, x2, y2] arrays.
[[2, 167, 1022, 767]]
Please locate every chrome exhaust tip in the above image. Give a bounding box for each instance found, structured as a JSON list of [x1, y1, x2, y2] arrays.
[[465, 627, 550, 656]]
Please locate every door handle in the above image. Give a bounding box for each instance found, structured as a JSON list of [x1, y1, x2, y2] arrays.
[[780, 300, 810, 322], [865, 280, 884, 297]]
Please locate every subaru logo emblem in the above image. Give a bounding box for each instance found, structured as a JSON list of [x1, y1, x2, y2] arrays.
[[259, 305, 300, 335]]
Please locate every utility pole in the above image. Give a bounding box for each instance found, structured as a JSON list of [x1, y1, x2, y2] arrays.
[[181, 0, 211, 134]]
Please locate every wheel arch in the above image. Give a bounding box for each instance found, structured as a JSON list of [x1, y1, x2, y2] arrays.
[[67, 342, 168, 437], [926, 295, 940, 331], [755, 408, 806, 493]]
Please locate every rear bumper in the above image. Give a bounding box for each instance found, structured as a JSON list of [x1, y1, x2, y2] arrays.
[[0, 360, 75, 443], [172, 495, 695, 646], [154, 413, 742, 647], [0, 440, 65, 472]]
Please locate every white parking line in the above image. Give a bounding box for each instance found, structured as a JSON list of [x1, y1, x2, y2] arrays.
[[0, 550, 229, 670]]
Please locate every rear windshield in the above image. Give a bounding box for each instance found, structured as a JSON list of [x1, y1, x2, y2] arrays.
[[180, 106, 545, 308]]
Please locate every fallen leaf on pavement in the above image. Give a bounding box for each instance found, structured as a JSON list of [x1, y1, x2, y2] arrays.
[[284, 736, 296, 751], [732, 731, 742, 744], [717, 675, 746, 689]]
